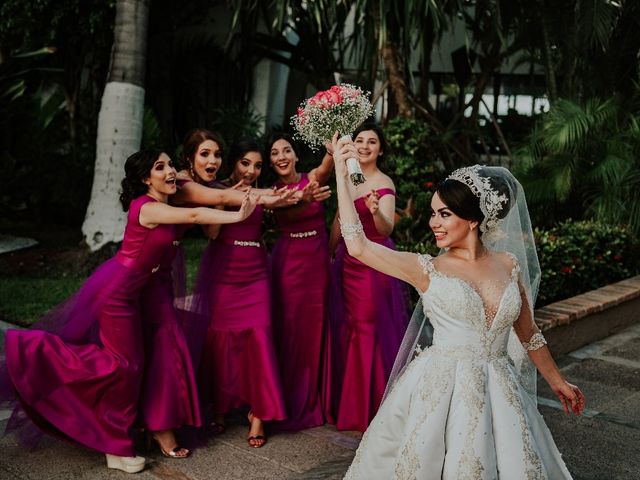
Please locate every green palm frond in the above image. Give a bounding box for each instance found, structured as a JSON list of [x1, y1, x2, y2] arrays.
[[580, 0, 621, 50], [542, 99, 592, 152]]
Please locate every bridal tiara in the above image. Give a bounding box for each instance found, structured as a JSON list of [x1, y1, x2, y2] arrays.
[[446, 165, 510, 242]]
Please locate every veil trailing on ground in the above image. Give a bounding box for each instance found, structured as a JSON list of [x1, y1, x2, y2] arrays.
[[383, 165, 541, 402]]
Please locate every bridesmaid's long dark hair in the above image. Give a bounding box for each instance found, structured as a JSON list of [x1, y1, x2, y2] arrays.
[[120, 149, 163, 211], [222, 137, 264, 186], [265, 132, 301, 159]]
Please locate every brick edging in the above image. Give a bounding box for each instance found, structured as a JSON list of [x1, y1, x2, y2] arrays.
[[535, 275, 640, 356], [535, 276, 640, 331]]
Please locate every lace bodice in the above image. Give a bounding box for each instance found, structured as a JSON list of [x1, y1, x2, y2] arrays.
[[418, 253, 522, 359]]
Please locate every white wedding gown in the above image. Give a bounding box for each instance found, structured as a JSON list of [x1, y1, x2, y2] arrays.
[[344, 254, 572, 479]]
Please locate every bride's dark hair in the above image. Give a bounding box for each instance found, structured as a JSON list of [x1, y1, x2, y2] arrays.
[[119, 149, 164, 211], [436, 174, 514, 235]]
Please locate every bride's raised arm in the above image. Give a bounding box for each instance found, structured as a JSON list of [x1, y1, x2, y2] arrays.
[[332, 133, 428, 293]]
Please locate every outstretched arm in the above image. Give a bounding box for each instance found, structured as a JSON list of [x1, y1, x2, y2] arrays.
[[513, 284, 585, 415], [332, 133, 427, 291], [174, 180, 296, 209], [140, 193, 256, 227]]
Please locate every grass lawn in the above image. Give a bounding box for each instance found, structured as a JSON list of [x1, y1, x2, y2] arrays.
[[0, 236, 208, 327]]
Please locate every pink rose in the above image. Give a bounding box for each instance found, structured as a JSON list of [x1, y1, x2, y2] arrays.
[[327, 90, 342, 104]]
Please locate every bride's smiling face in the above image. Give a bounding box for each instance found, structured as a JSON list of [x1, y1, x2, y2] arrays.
[[429, 192, 476, 248]]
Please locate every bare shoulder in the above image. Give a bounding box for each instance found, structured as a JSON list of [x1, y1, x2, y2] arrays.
[[376, 171, 396, 190], [493, 250, 517, 269]]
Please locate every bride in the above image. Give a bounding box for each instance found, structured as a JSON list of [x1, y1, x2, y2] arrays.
[[331, 134, 585, 479]]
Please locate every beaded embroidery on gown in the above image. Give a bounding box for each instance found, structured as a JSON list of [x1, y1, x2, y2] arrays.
[[344, 253, 572, 480]]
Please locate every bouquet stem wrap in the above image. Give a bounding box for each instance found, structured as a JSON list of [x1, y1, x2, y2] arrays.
[[340, 134, 366, 186]]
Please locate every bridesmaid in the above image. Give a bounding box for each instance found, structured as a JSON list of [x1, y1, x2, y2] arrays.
[[194, 137, 287, 448], [328, 123, 410, 432], [172, 129, 298, 360], [1, 149, 255, 473], [267, 132, 333, 430]]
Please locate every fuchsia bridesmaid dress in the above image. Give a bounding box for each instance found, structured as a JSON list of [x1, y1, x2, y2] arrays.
[[195, 204, 286, 422], [138, 192, 201, 432], [328, 188, 410, 432], [270, 173, 329, 430], [2, 195, 179, 456]]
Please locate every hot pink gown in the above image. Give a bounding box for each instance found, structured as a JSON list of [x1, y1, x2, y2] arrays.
[[195, 204, 286, 421], [270, 173, 329, 430], [138, 211, 201, 432], [328, 188, 410, 432], [3, 195, 178, 456]]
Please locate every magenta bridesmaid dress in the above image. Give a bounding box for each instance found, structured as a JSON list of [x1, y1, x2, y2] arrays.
[[2, 195, 179, 456], [195, 204, 286, 421], [138, 223, 201, 432], [270, 173, 329, 430], [328, 188, 410, 432]]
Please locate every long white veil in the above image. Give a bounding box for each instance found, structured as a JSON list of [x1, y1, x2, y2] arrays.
[[383, 165, 541, 402]]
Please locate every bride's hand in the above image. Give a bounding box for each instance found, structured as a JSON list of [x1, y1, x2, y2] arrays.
[[331, 131, 358, 179], [552, 380, 585, 415]]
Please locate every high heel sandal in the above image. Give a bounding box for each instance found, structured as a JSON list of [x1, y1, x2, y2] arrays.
[[105, 454, 146, 473], [151, 433, 190, 459], [246, 411, 267, 448]]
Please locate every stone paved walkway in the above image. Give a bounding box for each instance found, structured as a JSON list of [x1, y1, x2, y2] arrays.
[[1, 323, 639, 479]]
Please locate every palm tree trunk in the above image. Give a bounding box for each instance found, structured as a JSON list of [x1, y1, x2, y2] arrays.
[[381, 41, 412, 118], [82, 0, 149, 251]]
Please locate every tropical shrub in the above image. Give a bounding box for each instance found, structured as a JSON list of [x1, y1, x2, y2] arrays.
[[385, 117, 442, 248], [535, 220, 640, 306], [516, 93, 640, 235]]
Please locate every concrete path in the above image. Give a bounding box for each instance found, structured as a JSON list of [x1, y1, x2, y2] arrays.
[[1, 323, 639, 479]]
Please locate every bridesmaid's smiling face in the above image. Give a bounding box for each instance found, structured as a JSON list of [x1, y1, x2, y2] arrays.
[[270, 139, 298, 178], [231, 151, 263, 186], [354, 130, 382, 167], [429, 192, 477, 248], [145, 153, 177, 197], [192, 140, 222, 182]]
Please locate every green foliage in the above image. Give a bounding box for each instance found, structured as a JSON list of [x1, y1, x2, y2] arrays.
[[516, 93, 640, 235], [141, 106, 163, 149], [208, 106, 265, 143], [0, 275, 84, 327], [535, 220, 640, 306], [384, 117, 441, 247], [0, 0, 115, 224]]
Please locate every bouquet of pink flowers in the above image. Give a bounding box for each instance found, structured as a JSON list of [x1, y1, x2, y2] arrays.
[[291, 84, 374, 186]]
